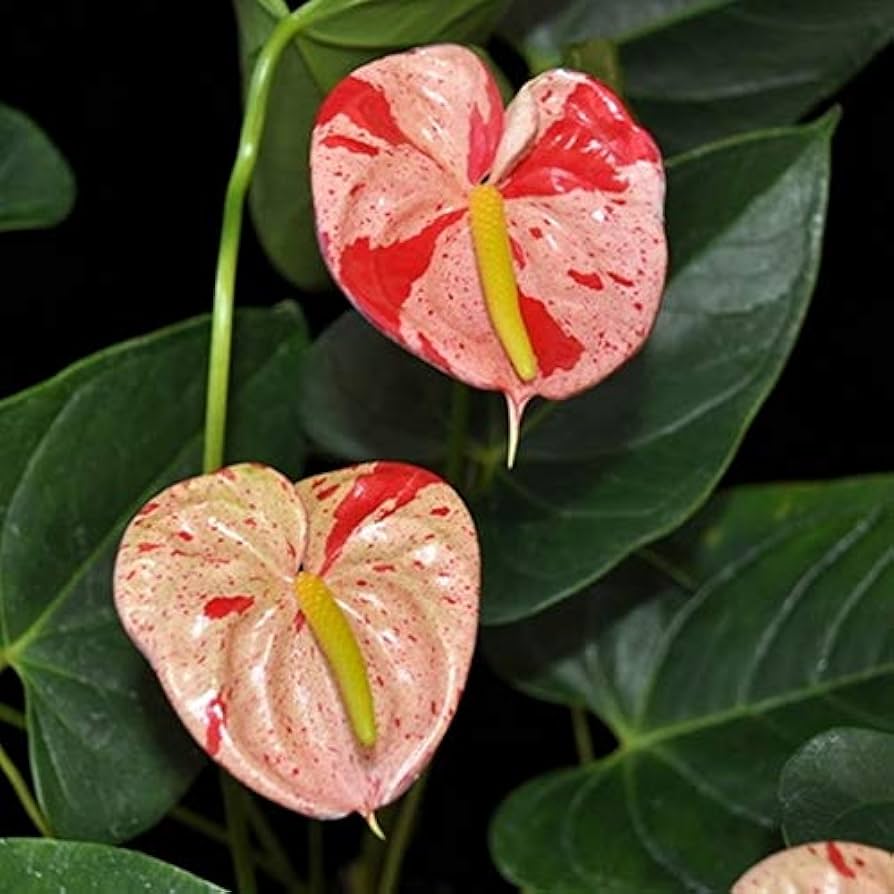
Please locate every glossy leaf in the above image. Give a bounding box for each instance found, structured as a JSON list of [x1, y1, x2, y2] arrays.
[[115, 462, 479, 820], [500, 0, 894, 152], [300, 115, 835, 623], [0, 304, 308, 842], [0, 104, 75, 232], [732, 841, 894, 893], [0, 839, 226, 893], [780, 728, 894, 849], [489, 475, 894, 892], [233, 0, 509, 290], [310, 44, 666, 461]]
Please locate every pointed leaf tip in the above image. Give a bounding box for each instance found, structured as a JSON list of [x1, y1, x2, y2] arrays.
[[365, 812, 386, 840]]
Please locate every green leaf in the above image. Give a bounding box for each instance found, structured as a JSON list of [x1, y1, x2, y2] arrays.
[[780, 727, 894, 849], [489, 475, 894, 892], [0, 303, 308, 842], [0, 839, 226, 893], [0, 105, 75, 232], [299, 116, 836, 624], [233, 0, 510, 290], [501, 0, 894, 152]]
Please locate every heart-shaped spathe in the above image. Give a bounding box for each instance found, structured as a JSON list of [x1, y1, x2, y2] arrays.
[[732, 842, 894, 893], [114, 462, 479, 819], [311, 43, 667, 462]]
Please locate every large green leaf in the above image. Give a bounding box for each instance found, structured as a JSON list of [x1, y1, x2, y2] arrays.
[[779, 727, 894, 849], [500, 0, 894, 153], [233, 0, 510, 290], [299, 115, 835, 624], [488, 476, 894, 892], [0, 839, 226, 893], [0, 303, 308, 842], [0, 105, 75, 232]]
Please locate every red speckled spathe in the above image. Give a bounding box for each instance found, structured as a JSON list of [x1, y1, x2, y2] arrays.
[[732, 842, 894, 893], [114, 462, 479, 820], [311, 44, 667, 434]]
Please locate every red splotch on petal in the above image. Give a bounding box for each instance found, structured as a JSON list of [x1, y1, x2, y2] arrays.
[[500, 81, 660, 199], [510, 237, 526, 269], [568, 269, 604, 291], [294, 610, 306, 634], [205, 694, 226, 756], [519, 293, 584, 376], [338, 209, 466, 332], [203, 595, 255, 620], [319, 463, 440, 576], [137, 542, 162, 554], [315, 484, 339, 501], [467, 74, 504, 183], [316, 76, 411, 149], [826, 842, 856, 879], [321, 134, 379, 157], [430, 506, 450, 517]]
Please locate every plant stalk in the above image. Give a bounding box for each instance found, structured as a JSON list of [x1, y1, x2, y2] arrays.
[[376, 772, 429, 894], [0, 739, 52, 836], [221, 772, 258, 894]]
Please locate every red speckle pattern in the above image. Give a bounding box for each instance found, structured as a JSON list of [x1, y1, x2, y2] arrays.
[[114, 462, 480, 821], [732, 841, 894, 893], [310, 45, 666, 437]]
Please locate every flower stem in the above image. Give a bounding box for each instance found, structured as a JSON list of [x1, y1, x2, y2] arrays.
[[202, 5, 320, 473], [243, 799, 307, 893], [220, 772, 257, 894], [570, 706, 594, 765], [376, 772, 429, 894], [0, 703, 25, 730], [0, 739, 52, 836]]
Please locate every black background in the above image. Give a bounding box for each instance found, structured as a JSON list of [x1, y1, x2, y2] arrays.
[[1, 3, 892, 891]]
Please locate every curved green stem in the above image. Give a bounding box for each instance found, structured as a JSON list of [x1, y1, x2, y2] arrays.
[[202, 5, 319, 473], [376, 772, 429, 894], [570, 706, 594, 765], [0, 703, 26, 730], [0, 739, 52, 836], [243, 799, 307, 893], [220, 772, 257, 894]]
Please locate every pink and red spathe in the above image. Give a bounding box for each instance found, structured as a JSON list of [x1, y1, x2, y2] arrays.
[[310, 44, 667, 450], [114, 462, 479, 820]]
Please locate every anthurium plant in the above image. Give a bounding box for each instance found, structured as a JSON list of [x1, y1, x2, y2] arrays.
[[1, 2, 893, 893]]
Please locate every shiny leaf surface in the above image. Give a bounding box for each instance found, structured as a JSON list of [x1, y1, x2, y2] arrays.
[[0, 839, 225, 893], [0, 304, 308, 841], [489, 476, 894, 891], [780, 728, 894, 849]]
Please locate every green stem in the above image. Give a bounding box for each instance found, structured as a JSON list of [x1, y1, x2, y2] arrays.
[[170, 805, 293, 886], [376, 773, 429, 894], [570, 706, 595, 765], [243, 799, 307, 893], [308, 820, 325, 894], [202, 5, 319, 473], [0, 739, 52, 836], [0, 703, 26, 730], [220, 772, 258, 894], [444, 382, 470, 486]]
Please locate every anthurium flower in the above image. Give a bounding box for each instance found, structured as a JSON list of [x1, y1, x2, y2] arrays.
[[114, 462, 479, 823], [732, 842, 894, 893], [310, 43, 667, 464]]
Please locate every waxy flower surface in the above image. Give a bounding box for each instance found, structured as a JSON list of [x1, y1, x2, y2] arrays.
[[311, 44, 667, 462], [732, 842, 894, 893], [114, 462, 479, 820]]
